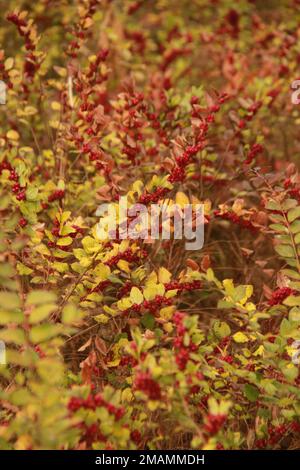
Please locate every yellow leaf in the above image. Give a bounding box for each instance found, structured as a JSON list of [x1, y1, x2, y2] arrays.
[[130, 287, 144, 305], [159, 306, 175, 319], [240, 285, 254, 305], [103, 305, 117, 315], [253, 345, 264, 356], [145, 271, 158, 286], [163, 322, 173, 333], [156, 283, 165, 296], [175, 191, 190, 207], [4, 58, 14, 70], [117, 297, 133, 311], [117, 259, 130, 273], [56, 236, 73, 246], [94, 314, 109, 324], [6, 130, 19, 140], [233, 332, 249, 343], [223, 279, 235, 297], [94, 263, 110, 280], [165, 289, 178, 298], [158, 267, 172, 284], [35, 243, 51, 256], [51, 101, 61, 111], [143, 286, 157, 301]]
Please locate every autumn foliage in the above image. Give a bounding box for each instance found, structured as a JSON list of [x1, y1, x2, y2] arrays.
[[1, 0, 300, 450]]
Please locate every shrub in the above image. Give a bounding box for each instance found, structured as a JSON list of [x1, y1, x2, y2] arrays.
[[0, 0, 300, 450]]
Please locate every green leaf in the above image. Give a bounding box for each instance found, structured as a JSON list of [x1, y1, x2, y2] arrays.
[[29, 324, 62, 343], [283, 296, 300, 307], [213, 321, 231, 339], [280, 318, 295, 337], [265, 200, 282, 211], [141, 313, 155, 330], [282, 364, 298, 381], [56, 236, 73, 247], [25, 186, 39, 201], [0, 310, 24, 324], [269, 224, 287, 233], [29, 303, 57, 324], [243, 384, 259, 402], [282, 269, 300, 280], [0, 328, 25, 345], [26, 290, 57, 306], [275, 244, 294, 258], [37, 358, 64, 384], [53, 261, 69, 273], [295, 233, 300, 245], [288, 207, 300, 223], [62, 304, 84, 324], [0, 292, 20, 310], [290, 220, 300, 234]]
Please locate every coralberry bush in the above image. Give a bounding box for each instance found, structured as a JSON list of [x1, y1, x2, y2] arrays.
[[1, 0, 300, 450]]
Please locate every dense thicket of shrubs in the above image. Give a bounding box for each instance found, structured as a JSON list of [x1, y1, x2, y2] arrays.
[[1, 0, 300, 450]]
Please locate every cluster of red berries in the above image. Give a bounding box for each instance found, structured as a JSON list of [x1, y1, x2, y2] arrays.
[[145, 110, 169, 146], [165, 280, 202, 292], [68, 393, 125, 421], [245, 143, 264, 165], [77, 422, 105, 447], [120, 94, 145, 163], [126, 294, 173, 316], [127, 1, 143, 15], [138, 187, 169, 205], [211, 337, 234, 366], [5, 163, 27, 201], [168, 95, 227, 184], [214, 210, 258, 232], [236, 101, 262, 133], [213, 336, 231, 355], [284, 178, 300, 203], [19, 217, 27, 228], [66, 0, 100, 58], [168, 166, 186, 183], [119, 355, 138, 368], [245, 100, 262, 122], [268, 287, 295, 306], [222, 355, 234, 364], [204, 414, 227, 436], [168, 143, 204, 184], [134, 371, 162, 400], [255, 421, 300, 449], [80, 280, 111, 302], [48, 189, 65, 203], [86, 48, 109, 81], [90, 280, 111, 293], [125, 30, 146, 55], [173, 311, 198, 370], [130, 429, 142, 445], [106, 248, 147, 267], [117, 280, 133, 299], [34, 345, 46, 359], [7, 12, 40, 82], [48, 219, 83, 250], [76, 138, 106, 172], [0, 161, 30, 227]]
